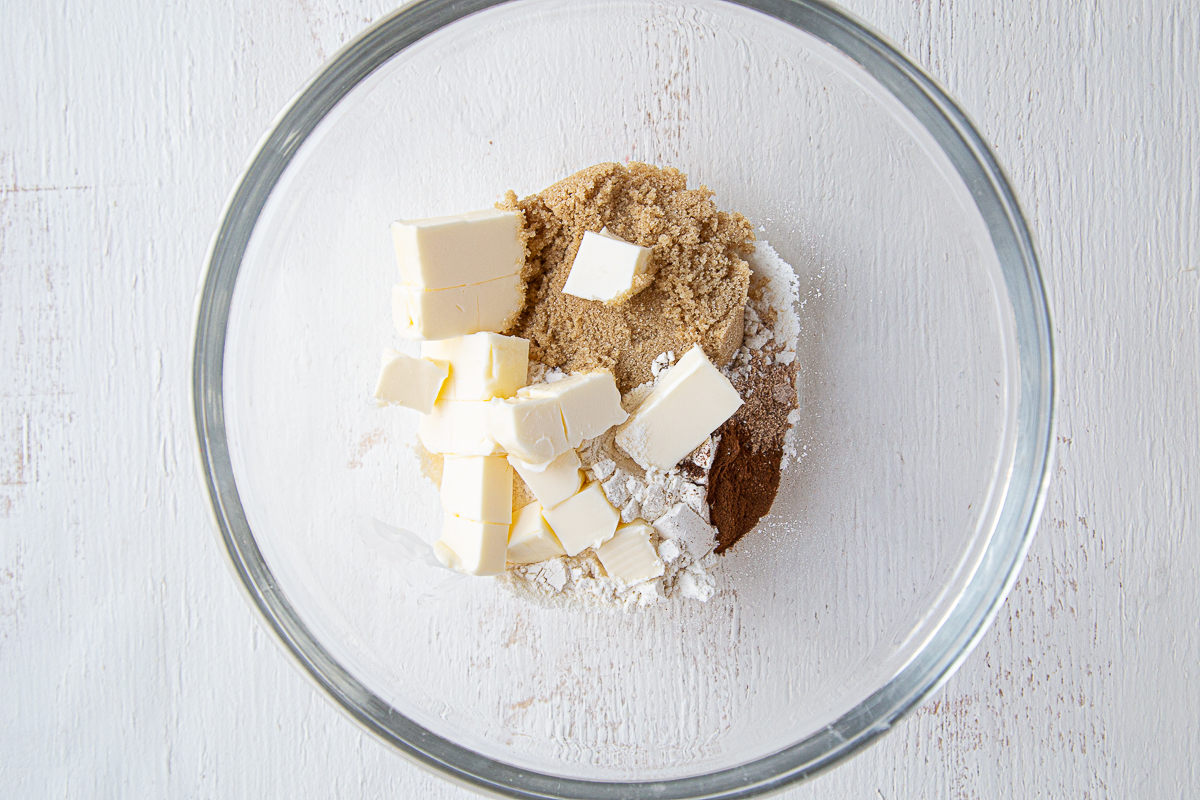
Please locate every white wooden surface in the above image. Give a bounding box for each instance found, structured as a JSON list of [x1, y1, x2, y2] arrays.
[[1, 0, 1196, 797]]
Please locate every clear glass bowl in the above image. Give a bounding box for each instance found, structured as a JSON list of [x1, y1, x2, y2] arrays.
[[192, 1, 1055, 796]]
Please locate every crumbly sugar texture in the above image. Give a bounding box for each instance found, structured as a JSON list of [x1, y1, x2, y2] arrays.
[[500, 162, 755, 392]]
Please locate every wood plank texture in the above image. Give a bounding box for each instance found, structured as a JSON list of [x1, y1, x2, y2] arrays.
[[0, 0, 1195, 797]]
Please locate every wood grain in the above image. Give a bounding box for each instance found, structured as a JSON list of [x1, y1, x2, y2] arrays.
[[1, 0, 1195, 797]]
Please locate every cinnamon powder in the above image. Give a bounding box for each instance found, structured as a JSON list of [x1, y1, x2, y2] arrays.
[[707, 360, 797, 552], [707, 424, 782, 553]]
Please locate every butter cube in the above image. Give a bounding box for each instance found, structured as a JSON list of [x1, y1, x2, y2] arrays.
[[596, 520, 665, 583], [506, 501, 567, 564], [542, 482, 620, 557], [476, 272, 525, 333], [372, 349, 448, 414], [518, 372, 627, 447], [562, 228, 652, 303], [615, 345, 743, 471], [392, 208, 524, 290], [419, 400, 503, 455], [440, 455, 513, 524], [487, 395, 569, 466], [507, 449, 582, 509], [393, 274, 525, 341], [436, 514, 509, 575], [393, 282, 477, 341], [390, 208, 527, 340], [422, 333, 529, 400]]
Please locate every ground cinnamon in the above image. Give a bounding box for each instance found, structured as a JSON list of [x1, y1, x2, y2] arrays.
[[707, 359, 797, 552], [707, 422, 783, 553]]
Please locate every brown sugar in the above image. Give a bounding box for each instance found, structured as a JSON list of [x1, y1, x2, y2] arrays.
[[500, 162, 754, 393]]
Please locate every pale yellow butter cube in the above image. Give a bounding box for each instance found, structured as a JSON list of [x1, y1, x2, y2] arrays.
[[519, 372, 627, 447], [372, 349, 448, 414], [507, 449, 582, 509], [596, 520, 664, 583], [436, 514, 509, 576], [476, 272, 525, 333], [506, 501, 566, 564], [418, 400, 503, 455], [392, 282, 477, 341], [541, 482, 620, 557], [562, 228, 652, 303], [422, 333, 529, 400], [391, 208, 524, 290], [615, 345, 743, 471], [440, 454, 513, 524], [487, 394, 569, 465]]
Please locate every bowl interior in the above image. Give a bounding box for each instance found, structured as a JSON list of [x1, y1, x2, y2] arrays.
[[219, 0, 1020, 785]]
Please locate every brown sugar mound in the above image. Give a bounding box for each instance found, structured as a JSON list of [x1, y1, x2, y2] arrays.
[[500, 162, 754, 393]]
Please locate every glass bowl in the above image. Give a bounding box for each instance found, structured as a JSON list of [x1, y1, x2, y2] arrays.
[[192, 0, 1055, 796]]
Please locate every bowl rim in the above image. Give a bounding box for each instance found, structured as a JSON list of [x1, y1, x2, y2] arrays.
[[191, 0, 1056, 796]]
